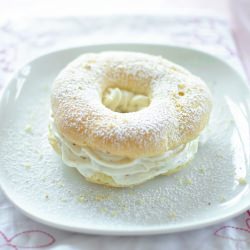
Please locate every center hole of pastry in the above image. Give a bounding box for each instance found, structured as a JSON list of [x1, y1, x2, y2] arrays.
[[102, 87, 150, 113]]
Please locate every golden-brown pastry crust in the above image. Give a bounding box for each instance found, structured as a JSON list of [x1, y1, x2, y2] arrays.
[[51, 51, 212, 158]]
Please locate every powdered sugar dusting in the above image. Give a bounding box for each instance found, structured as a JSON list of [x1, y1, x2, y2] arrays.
[[51, 52, 212, 157]]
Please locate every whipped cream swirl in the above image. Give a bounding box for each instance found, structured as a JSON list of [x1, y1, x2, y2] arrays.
[[50, 118, 199, 186], [102, 87, 150, 112]]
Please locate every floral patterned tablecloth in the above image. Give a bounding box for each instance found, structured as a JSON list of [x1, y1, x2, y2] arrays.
[[0, 14, 249, 250]]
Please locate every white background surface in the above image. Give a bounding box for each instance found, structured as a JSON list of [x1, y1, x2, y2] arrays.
[[1, 0, 229, 17]]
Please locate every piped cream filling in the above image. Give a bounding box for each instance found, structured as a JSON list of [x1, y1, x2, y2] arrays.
[[102, 87, 150, 112], [50, 118, 199, 186]]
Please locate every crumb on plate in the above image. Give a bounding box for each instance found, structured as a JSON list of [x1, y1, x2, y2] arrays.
[[77, 195, 85, 203], [22, 162, 31, 169], [238, 177, 247, 185], [198, 167, 206, 174], [95, 194, 110, 201], [24, 124, 33, 134], [168, 212, 177, 219]]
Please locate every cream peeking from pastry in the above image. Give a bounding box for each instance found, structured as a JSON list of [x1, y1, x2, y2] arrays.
[[49, 51, 212, 187]]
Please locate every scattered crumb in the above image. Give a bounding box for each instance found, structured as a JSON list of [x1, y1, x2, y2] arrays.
[[99, 207, 119, 217], [121, 204, 128, 211], [215, 153, 224, 159], [57, 181, 65, 188], [77, 195, 85, 203], [178, 83, 185, 89], [24, 124, 33, 134], [238, 177, 247, 185], [220, 196, 226, 203], [99, 207, 108, 213], [198, 167, 206, 174], [183, 177, 192, 185], [22, 162, 31, 169], [95, 194, 110, 201], [135, 199, 144, 205], [110, 210, 118, 217], [170, 66, 178, 72], [44, 193, 49, 200], [168, 212, 177, 220], [99, 208, 119, 217], [108, 124, 115, 129], [83, 64, 91, 70]]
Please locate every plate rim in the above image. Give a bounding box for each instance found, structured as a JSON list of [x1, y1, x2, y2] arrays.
[[1, 184, 250, 235], [1, 43, 250, 235]]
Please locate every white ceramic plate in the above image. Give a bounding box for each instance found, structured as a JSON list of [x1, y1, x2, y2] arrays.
[[0, 44, 250, 235]]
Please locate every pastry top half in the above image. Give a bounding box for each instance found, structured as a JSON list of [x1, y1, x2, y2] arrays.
[[51, 51, 212, 158]]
